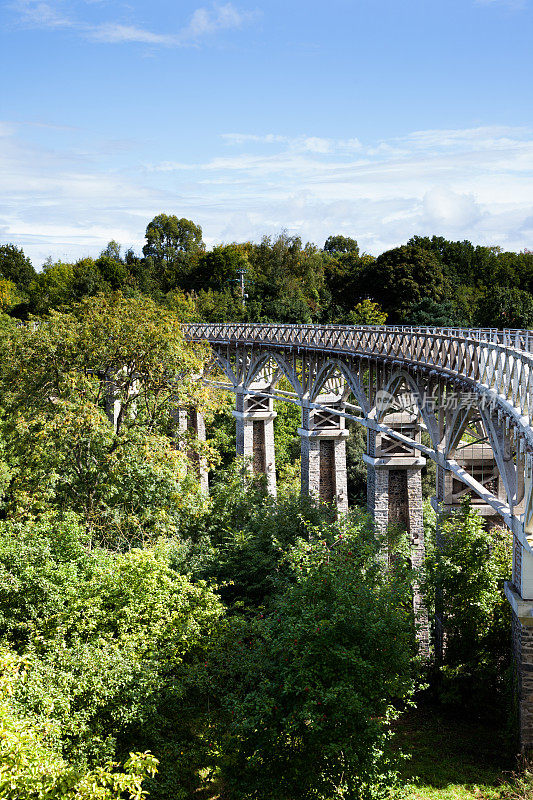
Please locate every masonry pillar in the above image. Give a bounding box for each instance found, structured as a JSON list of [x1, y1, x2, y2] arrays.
[[506, 578, 533, 759], [433, 442, 509, 660], [172, 406, 209, 496], [435, 444, 505, 525], [104, 377, 120, 431], [298, 400, 348, 514], [505, 458, 533, 758], [364, 414, 429, 655], [233, 389, 277, 496], [187, 407, 209, 496]]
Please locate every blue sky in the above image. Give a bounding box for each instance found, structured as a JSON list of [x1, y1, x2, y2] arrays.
[[1, 0, 532, 267]]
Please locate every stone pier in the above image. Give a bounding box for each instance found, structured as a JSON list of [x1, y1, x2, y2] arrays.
[[298, 400, 348, 514], [506, 504, 533, 759], [436, 443, 506, 525], [364, 413, 429, 655], [233, 389, 277, 496], [174, 406, 209, 496], [506, 581, 533, 758], [433, 441, 509, 660], [187, 407, 209, 496]]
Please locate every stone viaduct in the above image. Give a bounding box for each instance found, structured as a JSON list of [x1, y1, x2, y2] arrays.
[[181, 322, 533, 755]]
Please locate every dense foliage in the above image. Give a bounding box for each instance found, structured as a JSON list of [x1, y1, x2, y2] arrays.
[[422, 501, 512, 719], [2, 218, 533, 327], [0, 296, 422, 799], [0, 243, 523, 797], [211, 516, 415, 800]]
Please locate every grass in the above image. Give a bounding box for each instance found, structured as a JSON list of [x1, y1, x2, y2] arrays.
[[392, 707, 531, 800]]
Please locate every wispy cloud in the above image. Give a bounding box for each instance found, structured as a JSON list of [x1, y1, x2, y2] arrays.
[[87, 22, 178, 45], [180, 3, 256, 40], [221, 133, 363, 153], [1, 122, 532, 267], [13, 0, 74, 29], [9, 1, 257, 46]]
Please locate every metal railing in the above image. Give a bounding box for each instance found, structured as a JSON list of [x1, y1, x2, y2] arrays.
[[183, 323, 533, 430]]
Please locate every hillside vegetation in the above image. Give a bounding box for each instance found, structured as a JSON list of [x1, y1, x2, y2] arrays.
[[0, 223, 531, 798]]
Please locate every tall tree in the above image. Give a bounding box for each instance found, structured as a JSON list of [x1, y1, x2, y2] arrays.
[[323, 234, 359, 255], [0, 244, 36, 290], [143, 214, 204, 293], [358, 243, 448, 322], [476, 285, 533, 328], [0, 293, 216, 545]]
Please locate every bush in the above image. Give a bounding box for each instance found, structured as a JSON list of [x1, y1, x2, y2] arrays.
[[211, 513, 415, 799], [0, 514, 224, 798], [423, 501, 512, 718], [0, 648, 158, 800]]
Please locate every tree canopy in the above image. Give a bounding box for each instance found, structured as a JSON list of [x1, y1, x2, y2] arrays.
[[5, 215, 532, 328]]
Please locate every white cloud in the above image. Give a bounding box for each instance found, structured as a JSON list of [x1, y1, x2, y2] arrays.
[[10, 1, 256, 46], [222, 133, 289, 145], [180, 3, 256, 41], [422, 188, 482, 230], [1, 122, 533, 267], [88, 23, 178, 45], [221, 133, 363, 153], [12, 0, 73, 28]]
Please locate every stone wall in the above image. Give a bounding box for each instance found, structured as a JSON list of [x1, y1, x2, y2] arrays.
[[511, 608, 533, 757]]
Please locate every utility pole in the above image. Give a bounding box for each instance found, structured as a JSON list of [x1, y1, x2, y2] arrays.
[[236, 263, 249, 307]]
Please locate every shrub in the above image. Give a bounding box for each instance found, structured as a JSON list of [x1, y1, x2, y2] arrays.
[[211, 513, 415, 799], [423, 501, 512, 718]]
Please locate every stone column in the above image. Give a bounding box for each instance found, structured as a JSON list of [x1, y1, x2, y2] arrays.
[[506, 566, 533, 759], [433, 441, 508, 660], [505, 456, 533, 758], [172, 406, 209, 496], [187, 407, 209, 496], [233, 389, 277, 496], [298, 400, 349, 514], [364, 417, 429, 655], [104, 377, 120, 431], [435, 444, 504, 524]]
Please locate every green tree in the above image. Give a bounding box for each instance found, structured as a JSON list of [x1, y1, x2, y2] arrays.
[[324, 235, 359, 255], [95, 242, 130, 290], [0, 278, 24, 313], [0, 649, 158, 800], [0, 293, 216, 544], [29, 258, 106, 314], [423, 502, 512, 716], [359, 244, 448, 322], [194, 288, 245, 322], [212, 514, 415, 799], [0, 244, 35, 290], [248, 233, 325, 322], [322, 237, 365, 317], [143, 214, 204, 293], [476, 285, 533, 328], [0, 514, 222, 798], [405, 298, 466, 327], [347, 298, 387, 325], [191, 244, 247, 293]]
